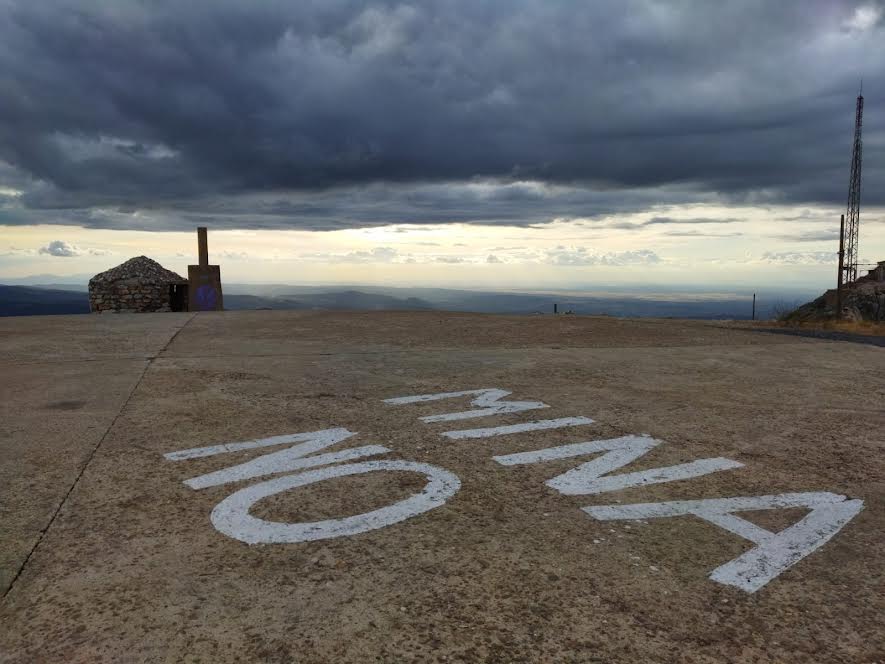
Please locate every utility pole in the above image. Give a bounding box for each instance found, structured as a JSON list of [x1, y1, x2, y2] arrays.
[[837, 214, 845, 315], [842, 89, 864, 285]]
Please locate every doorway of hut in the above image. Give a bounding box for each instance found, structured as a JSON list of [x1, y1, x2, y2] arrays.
[[169, 283, 189, 312]]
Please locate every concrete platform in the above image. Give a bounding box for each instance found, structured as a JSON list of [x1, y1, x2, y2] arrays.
[[1, 311, 882, 663]]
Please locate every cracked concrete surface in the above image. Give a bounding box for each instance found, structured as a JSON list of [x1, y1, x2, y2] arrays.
[[0, 311, 882, 663]]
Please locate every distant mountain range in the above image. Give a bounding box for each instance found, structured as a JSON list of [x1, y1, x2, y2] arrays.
[[224, 289, 433, 312], [0, 281, 811, 319], [0, 285, 91, 316]]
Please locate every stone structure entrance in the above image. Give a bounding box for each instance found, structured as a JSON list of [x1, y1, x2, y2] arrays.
[[88, 256, 189, 313]]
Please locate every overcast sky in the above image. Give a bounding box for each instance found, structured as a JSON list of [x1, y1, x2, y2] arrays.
[[1, 0, 883, 290]]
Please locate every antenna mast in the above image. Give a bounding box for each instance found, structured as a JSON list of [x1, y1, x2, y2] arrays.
[[842, 89, 864, 284]]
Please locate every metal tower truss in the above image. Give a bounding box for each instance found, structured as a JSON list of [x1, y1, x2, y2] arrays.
[[843, 92, 863, 284]]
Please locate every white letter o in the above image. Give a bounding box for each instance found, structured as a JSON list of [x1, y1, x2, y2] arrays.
[[210, 460, 461, 544]]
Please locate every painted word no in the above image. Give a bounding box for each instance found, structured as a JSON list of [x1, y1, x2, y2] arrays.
[[164, 428, 460, 544]]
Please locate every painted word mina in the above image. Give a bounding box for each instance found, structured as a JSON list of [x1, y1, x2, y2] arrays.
[[164, 388, 863, 594]]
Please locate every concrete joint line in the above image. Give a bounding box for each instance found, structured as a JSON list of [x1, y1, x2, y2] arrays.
[[1, 314, 196, 601], [149, 313, 198, 360]]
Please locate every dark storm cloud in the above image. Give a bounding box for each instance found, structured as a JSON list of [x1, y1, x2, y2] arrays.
[[0, 0, 883, 231], [0, 180, 724, 231]]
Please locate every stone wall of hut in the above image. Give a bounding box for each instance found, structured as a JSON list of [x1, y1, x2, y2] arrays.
[[89, 278, 173, 313]]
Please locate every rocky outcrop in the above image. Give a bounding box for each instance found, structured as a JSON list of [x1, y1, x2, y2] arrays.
[[786, 262, 885, 323], [89, 256, 187, 313]]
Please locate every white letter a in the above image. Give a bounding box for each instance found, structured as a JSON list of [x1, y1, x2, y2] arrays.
[[584, 492, 863, 592]]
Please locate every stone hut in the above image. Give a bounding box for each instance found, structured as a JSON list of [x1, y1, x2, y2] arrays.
[[89, 256, 188, 313]]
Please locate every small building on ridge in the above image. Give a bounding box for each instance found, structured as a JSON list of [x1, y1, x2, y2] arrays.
[[88, 256, 188, 313]]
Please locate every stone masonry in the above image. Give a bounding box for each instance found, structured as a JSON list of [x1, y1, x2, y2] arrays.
[[89, 256, 187, 313], [790, 259, 885, 322]]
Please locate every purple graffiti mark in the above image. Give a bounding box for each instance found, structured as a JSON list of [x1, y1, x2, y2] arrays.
[[195, 284, 218, 310]]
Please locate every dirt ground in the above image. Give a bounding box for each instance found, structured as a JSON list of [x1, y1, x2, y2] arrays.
[[1, 310, 883, 663]]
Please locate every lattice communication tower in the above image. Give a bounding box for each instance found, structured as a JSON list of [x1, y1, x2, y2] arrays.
[[842, 91, 864, 284]]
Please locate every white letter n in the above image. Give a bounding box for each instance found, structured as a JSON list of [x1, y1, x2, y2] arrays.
[[164, 427, 389, 490], [493, 435, 742, 495]]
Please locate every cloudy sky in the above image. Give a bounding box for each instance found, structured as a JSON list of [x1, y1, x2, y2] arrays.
[[1, 0, 883, 290]]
